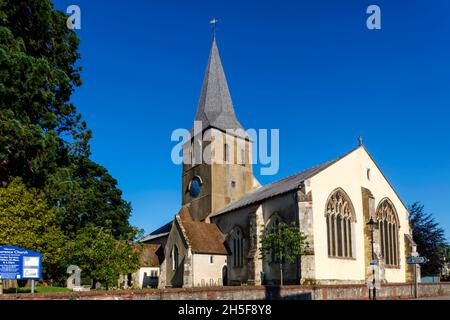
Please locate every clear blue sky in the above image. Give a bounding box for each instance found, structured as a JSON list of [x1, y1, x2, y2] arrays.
[[54, 0, 450, 240]]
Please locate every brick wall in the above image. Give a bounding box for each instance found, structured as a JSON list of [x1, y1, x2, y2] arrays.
[[1, 283, 449, 300]]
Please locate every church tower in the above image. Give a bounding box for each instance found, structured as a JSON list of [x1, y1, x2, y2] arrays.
[[182, 37, 256, 222]]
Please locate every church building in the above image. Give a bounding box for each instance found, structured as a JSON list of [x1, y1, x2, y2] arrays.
[[140, 36, 418, 288]]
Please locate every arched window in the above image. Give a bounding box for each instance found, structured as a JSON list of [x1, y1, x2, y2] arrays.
[[325, 189, 355, 258], [376, 199, 399, 267], [172, 245, 179, 271], [229, 227, 244, 267]]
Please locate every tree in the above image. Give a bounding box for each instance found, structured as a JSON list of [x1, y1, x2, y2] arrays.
[[65, 225, 142, 289], [441, 245, 450, 281], [0, 0, 134, 240], [0, 0, 90, 187], [409, 202, 448, 277], [46, 158, 133, 238], [260, 222, 308, 286], [0, 178, 67, 280]]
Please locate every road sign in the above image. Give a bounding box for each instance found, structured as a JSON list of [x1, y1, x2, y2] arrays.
[[407, 256, 428, 265], [0, 246, 42, 280]]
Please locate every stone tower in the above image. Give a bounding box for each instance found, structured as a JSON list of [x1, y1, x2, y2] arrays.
[[181, 37, 255, 222]]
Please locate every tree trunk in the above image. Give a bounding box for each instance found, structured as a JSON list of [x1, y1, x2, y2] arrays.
[[0, 280, 3, 295], [280, 262, 283, 286]]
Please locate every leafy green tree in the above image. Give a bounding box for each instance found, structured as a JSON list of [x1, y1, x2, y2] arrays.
[[409, 202, 448, 277], [0, 178, 67, 280], [0, 0, 134, 239], [260, 222, 307, 286], [46, 158, 133, 238], [65, 225, 142, 289]]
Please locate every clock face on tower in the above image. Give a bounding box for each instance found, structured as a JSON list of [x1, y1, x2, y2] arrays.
[[189, 176, 202, 198]]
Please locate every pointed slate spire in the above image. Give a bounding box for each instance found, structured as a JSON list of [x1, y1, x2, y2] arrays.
[[194, 37, 243, 132]]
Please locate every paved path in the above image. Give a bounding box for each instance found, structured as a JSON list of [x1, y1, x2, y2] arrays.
[[418, 296, 450, 300]]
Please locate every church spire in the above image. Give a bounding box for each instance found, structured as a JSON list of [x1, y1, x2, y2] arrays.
[[194, 37, 243, 132]]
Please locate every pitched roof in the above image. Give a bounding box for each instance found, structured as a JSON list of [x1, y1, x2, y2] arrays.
[[177, 207, 229, 255], [193, 37, 243, 134], [138, 244, 164, 267], [361, 146, 410, 213], [211, 146, 360, 217], [140, 221, 172, 243]]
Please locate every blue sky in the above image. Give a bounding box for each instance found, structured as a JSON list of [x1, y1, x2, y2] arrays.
[[54, 0, 450, 240]]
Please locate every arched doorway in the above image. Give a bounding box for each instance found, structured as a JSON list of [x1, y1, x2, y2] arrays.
[[222, 266, 228, 286]]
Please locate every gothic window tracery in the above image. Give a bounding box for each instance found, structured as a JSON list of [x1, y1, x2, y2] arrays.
[[325, 189, 355, 258], [229, 227, 244, 267], [376, 199, 399, 267]]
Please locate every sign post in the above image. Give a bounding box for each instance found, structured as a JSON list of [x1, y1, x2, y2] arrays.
[[0, 246, 42, 294], [367, 259, 381, 300], [407, 256, 428, 299], [413, 263, 417, 298]]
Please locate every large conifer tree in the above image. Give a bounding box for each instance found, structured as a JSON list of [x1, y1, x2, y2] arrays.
[[409, 202, 448, 277], [0, 0, 134, 238]]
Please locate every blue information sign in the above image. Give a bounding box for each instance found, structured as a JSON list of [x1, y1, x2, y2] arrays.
[[407, 256, 428, 265], [0, 246, 42, 280]]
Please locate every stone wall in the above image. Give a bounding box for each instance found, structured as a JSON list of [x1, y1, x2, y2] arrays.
[[192, 253, 227, 287], [2, 283, 450, 300], [181, 128, 254, 222], [161, 219, 189, 288], [361, 187, 375, 278], [297, 190, 315, 283], [246, 205, 263, 286], [211, 192, 301, 286]]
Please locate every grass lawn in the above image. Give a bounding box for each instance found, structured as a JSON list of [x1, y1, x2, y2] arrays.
[[4, 286, 71, 294], [36, 286, 71, 293]]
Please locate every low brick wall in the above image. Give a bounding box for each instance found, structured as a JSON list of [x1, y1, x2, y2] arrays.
[[1, 283, 449, 300]]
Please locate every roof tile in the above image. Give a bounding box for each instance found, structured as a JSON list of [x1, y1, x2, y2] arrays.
[[177, 207, 229, 255], [194, 37, 244, 134], [211, 147, 359, 217]]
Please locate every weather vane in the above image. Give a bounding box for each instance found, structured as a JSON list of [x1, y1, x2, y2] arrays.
[[210, 18, 218, 37]]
